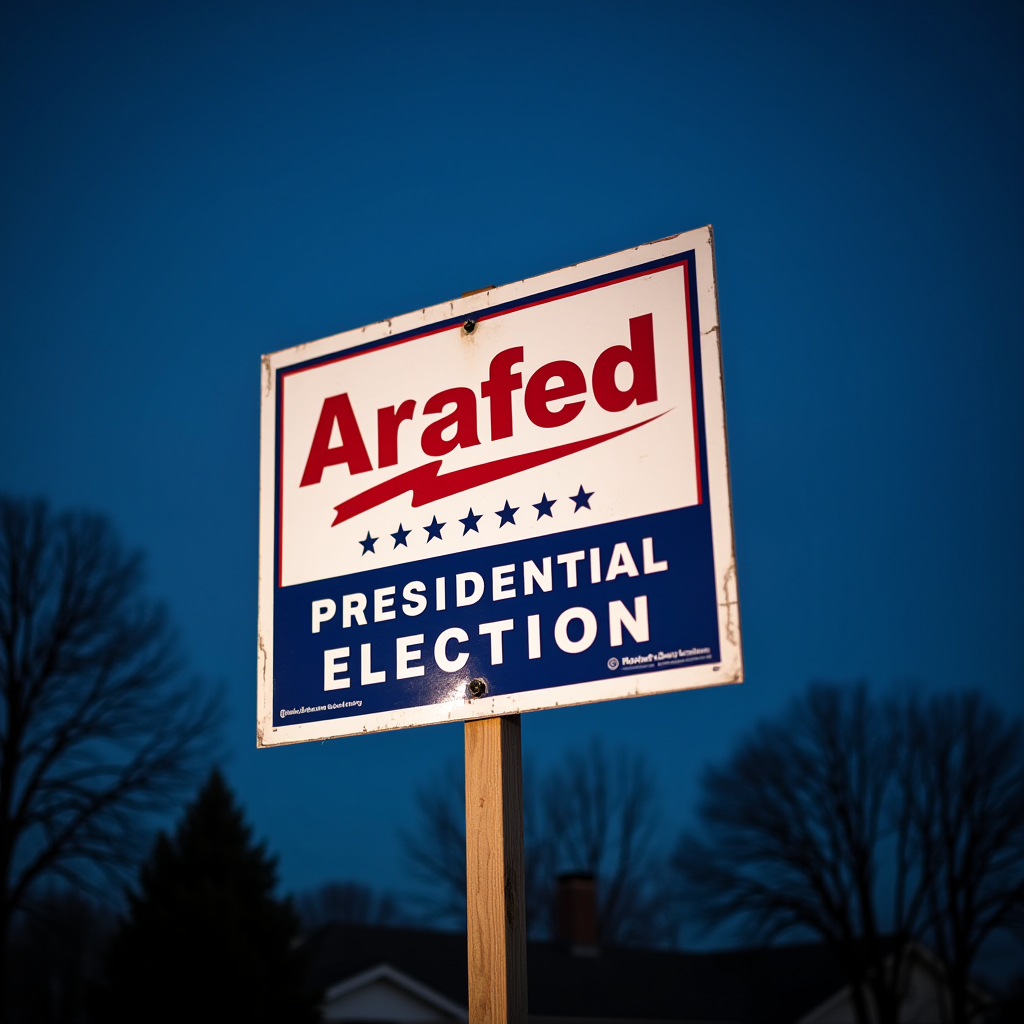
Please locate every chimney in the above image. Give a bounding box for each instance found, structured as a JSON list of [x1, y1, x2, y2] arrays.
[[555, 873, 599, 956]]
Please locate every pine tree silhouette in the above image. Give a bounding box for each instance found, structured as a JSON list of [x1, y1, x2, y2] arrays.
[[96, 769, 315, 1022]]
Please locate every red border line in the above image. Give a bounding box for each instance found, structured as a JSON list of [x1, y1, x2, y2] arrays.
[[277, 376, 285, 587], [278, 257, 689, 380], [276, 257, 695, 588], [683, 272, 702, 506]]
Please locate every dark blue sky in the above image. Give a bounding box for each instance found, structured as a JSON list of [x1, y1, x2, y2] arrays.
[[2, 1, 1022, 903]]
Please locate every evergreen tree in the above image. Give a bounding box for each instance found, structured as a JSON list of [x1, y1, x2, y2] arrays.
[[96, 769, 315, 1023]]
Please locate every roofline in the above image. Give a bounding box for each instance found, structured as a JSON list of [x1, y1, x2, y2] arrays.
[[322, 961, 469, 1021], [795, 939, 994, 1024]]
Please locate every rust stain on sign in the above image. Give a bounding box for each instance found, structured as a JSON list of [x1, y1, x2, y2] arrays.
[[719, 561, 739, 647], [261, 354, 273, 398]]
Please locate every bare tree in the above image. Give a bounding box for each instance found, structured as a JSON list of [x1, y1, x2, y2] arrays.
[[402, 741, 671, 946], [400, 758, 550, 930], [904, 691, 1024, 1024], [0, 496, 217, 1007], [673, 684, 924, 1024], [539, 740, 672, 946], [401, 758, 469, 928], [296, 881, 403, 931], [674, 683, 1024, 1024]]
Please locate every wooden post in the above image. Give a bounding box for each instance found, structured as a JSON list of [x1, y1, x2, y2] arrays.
[[464, 714, 528, 1023]]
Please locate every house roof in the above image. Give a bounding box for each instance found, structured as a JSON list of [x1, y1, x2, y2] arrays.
[[302, 923, 856, 1023], [322, 963, 468, 1022], [305, 923, 470, 1010]]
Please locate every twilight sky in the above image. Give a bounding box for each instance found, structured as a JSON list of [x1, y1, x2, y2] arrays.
[[1, 0, 1022, 910]]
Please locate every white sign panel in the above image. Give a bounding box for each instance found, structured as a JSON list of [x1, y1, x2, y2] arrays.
[[258, 226, 741, 746]]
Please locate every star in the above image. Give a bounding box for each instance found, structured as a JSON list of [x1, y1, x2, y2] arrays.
[[533, 493, 556, 519], [424, 516, 445, 542], [570, 485, 594, 512], [459, 508, 482, 534], [391, 524, 411, 548], [496, 500, 519, 527], [359, 531, 378, 555]]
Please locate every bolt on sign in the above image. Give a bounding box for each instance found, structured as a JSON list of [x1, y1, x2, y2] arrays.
[[257, 226, 741, 746]]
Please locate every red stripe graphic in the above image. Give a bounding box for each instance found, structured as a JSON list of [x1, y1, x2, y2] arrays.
[[331, 412, 669, 526]]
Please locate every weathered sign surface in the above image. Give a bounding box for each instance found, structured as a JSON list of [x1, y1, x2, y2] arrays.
[[257, 226, 741, 745]]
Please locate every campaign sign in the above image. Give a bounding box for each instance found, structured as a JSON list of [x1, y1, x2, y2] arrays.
[[257, 226, 741, 746]]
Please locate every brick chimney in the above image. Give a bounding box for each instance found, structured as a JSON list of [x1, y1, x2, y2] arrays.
[[555, 873, 598, 955]]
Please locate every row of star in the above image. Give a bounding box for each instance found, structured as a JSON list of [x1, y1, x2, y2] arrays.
[[359, 486, 595, 554]]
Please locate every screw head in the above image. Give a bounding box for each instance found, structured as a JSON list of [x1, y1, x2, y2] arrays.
[[468, 677, 486, 698], [463, 319, 477, 334]]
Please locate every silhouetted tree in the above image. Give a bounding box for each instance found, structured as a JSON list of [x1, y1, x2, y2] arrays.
[[403, 741, 672, 945], [96, 769, 315, 1023], [402, 759, 469, 927], [674, 684, 921, 1024], [296, 880, 403, 931], [539, 739, 672, 946], [0, 496, 216, 1011], [674, 683, 1024, 1024], [5, 889, 110, 1024], [903, 691, 1024, 1024]]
